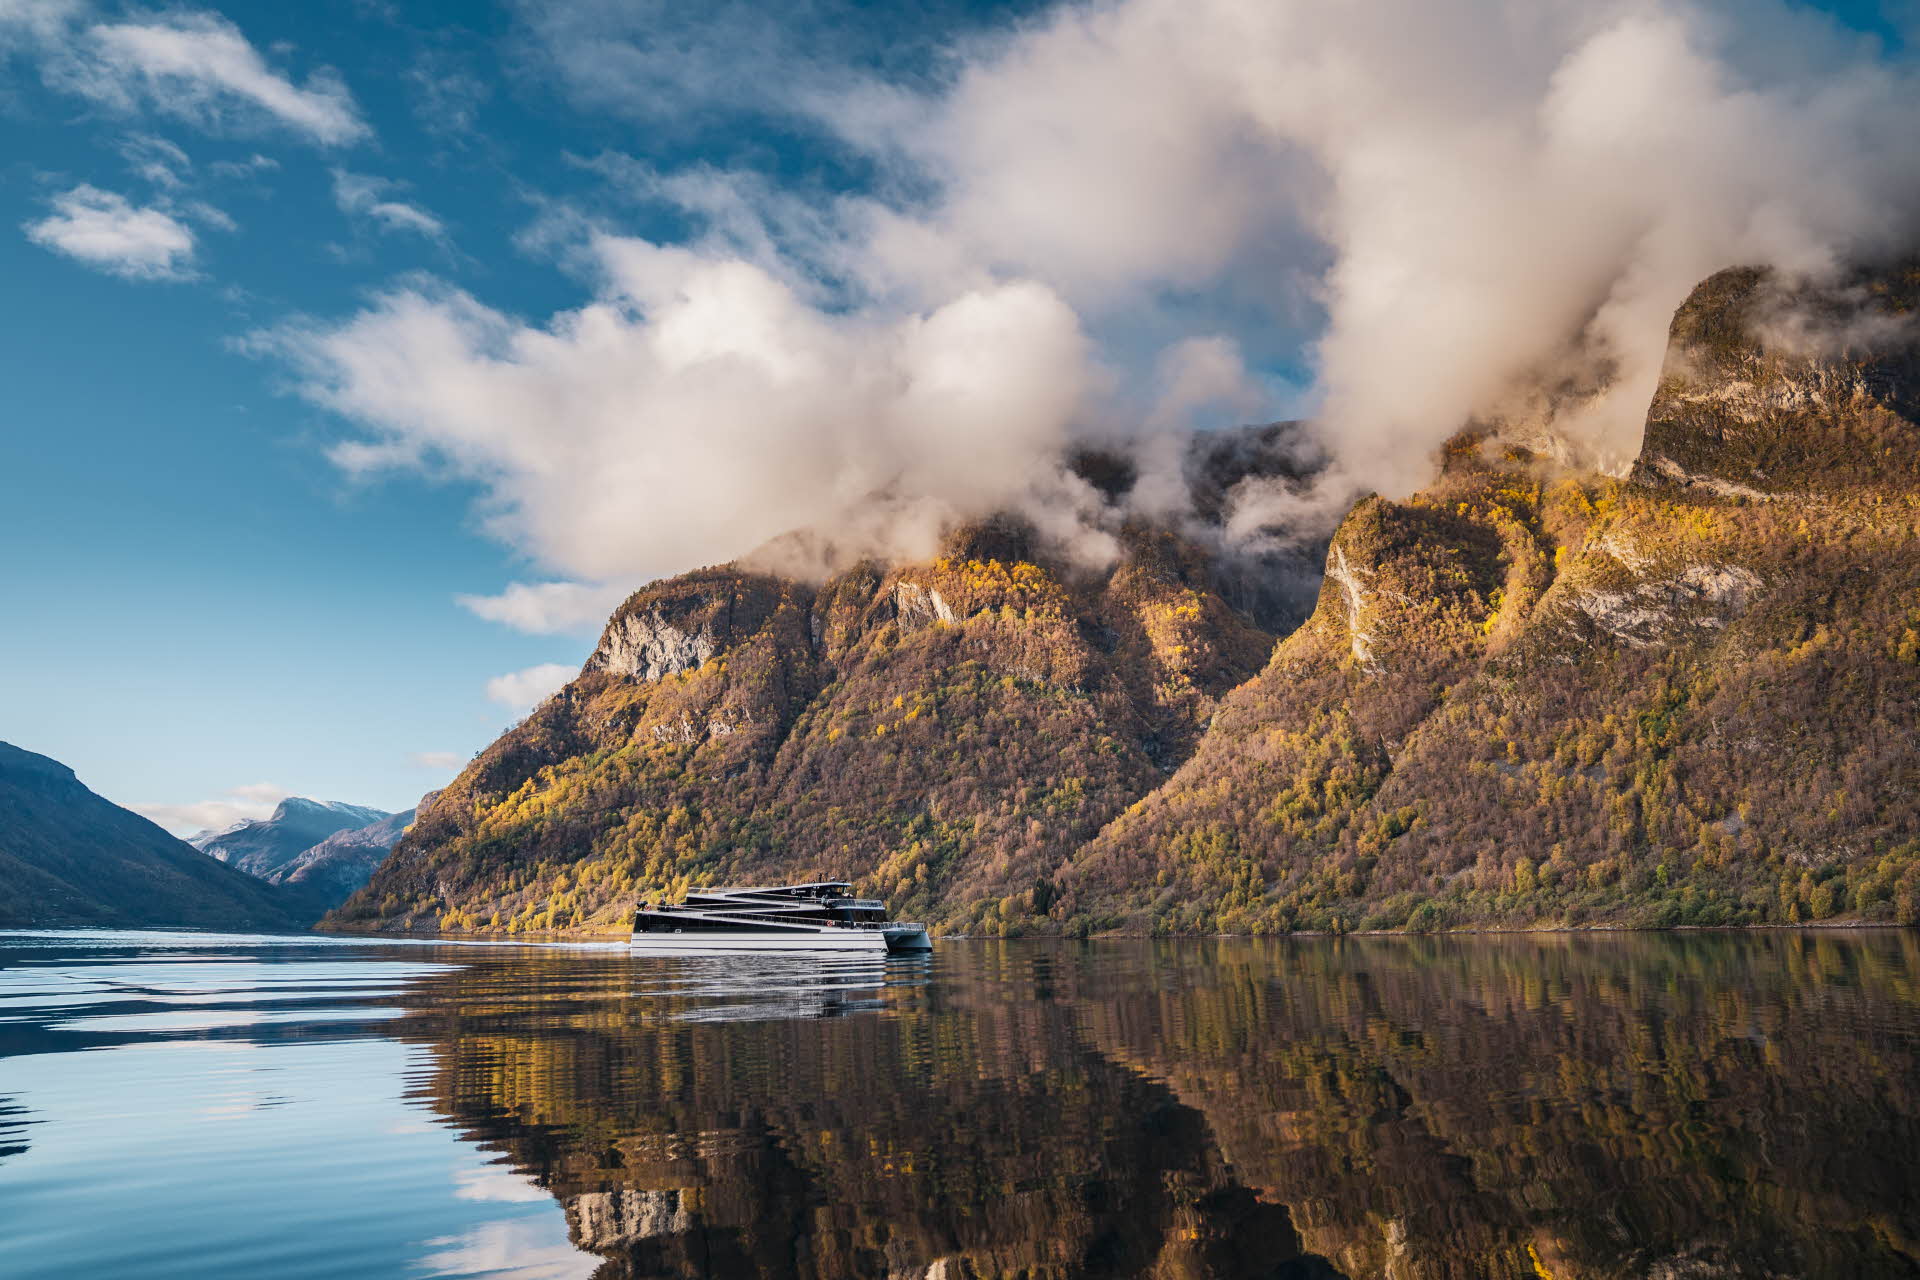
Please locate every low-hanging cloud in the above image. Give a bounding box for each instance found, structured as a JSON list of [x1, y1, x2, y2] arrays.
[[134, 780, 289, 836], [280, 0, 1920, 611], [272, 237, 1101, 590]]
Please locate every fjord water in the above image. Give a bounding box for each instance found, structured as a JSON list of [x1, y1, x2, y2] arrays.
[[2, 932, 1917, 1279]]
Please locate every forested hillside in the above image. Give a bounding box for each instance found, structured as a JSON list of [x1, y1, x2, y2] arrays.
[[331, 259, 1920, 936], [331, 428, 1323, 935]]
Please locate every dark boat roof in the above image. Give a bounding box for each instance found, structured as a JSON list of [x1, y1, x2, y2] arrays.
[[641, 883, 873, 913], [692, 882, 853, 895]]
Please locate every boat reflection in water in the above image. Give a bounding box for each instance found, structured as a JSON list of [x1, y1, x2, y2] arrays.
[[401, 931, 1920, 1280]]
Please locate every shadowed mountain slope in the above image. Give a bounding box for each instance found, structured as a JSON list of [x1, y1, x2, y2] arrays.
[[0, 741, 304, 929]]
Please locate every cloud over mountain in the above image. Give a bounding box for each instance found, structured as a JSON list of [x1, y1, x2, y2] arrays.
[[274, 0, 1920, 601], [133, 780, 289, 835]]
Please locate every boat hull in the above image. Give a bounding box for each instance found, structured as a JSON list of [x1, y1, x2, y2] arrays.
[[629, 930, 890, 953], [627, 926, 933, 954]]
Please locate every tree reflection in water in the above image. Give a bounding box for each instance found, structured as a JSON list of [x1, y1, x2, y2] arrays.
[[392, 933, 1920, 1280]]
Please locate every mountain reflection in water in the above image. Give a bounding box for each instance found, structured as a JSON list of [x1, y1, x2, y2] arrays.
[[1, 930, 1918, 1279]]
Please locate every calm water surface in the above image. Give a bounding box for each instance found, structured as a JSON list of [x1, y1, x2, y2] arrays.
[[2, 929, 1918, 1279]]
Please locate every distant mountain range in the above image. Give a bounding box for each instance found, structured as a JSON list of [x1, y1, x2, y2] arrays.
[[188, 795, 422, 915], [0, 741, 303, 930], [261, 801, 427, 908], [192, 798, 393, 877], [0, 741, 420, 928]]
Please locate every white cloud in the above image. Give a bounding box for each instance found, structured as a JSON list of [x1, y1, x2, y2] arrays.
[[181, 198, 234, 232], [25, 184, 196, 279], [118, 132, 190, 187], [0, 0, 79, 45], [134, 781, 289, 836], [278, 0, 1920, 593], [409, 751, 462, 770], [485, 663, 576, 713], [269, 245, 1099, 585], [408, 51, 489, 140], [831, 0, 1920, 494], [19, 6, 367, 144], [208, 152, 278, 179], [457, 581, 631, 635], [331, 169, 446, 240]]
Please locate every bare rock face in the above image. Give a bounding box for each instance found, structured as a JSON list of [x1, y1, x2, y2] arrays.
[[566, 1189, 694, 1250], [1636, 259, 1920, 496], [588, 570, 786, 682], [1569, 562, 1761, 648], [1323, 542, 1379, 670], [592, 606, 719, 681], [891, 580, 957, 631]]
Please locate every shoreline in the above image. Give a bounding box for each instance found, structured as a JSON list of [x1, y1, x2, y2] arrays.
[[311, 918, 1916, 943]]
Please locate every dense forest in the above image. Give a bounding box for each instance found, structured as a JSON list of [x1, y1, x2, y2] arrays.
[[330, 258, 1920, 937]]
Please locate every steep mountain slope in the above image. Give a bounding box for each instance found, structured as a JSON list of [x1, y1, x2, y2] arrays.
[[330, 427, 1325, 936], [192, 797, 392, 879], [334, 258, 1920, 936], [334, 518, 1289, 935], [1057, 258, 1920, 932], [0, 741, 304, 929], [264, 801, 424, 911]]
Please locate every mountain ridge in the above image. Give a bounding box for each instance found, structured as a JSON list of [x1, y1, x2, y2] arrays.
[[329, 257, 1920, 937], [0, 741, 305, 930], [265, 802, 423, 911], [192, 797, 393, 880]]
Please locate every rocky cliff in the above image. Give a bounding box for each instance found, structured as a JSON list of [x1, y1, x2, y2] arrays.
[[0, 741, 304, 930], [332, 259, 1920, 936]]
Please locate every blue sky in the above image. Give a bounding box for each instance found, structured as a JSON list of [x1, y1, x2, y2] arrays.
[[1, 0, 1914, 832], [0, 0, 1068, 830]]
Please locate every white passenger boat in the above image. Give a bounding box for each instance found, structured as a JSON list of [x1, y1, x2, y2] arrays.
[[628, 882, 933, 953]]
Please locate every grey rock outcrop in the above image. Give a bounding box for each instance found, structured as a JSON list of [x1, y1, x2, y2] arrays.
[[587, 570, 788, 683], [590, 605, 721, 681]]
